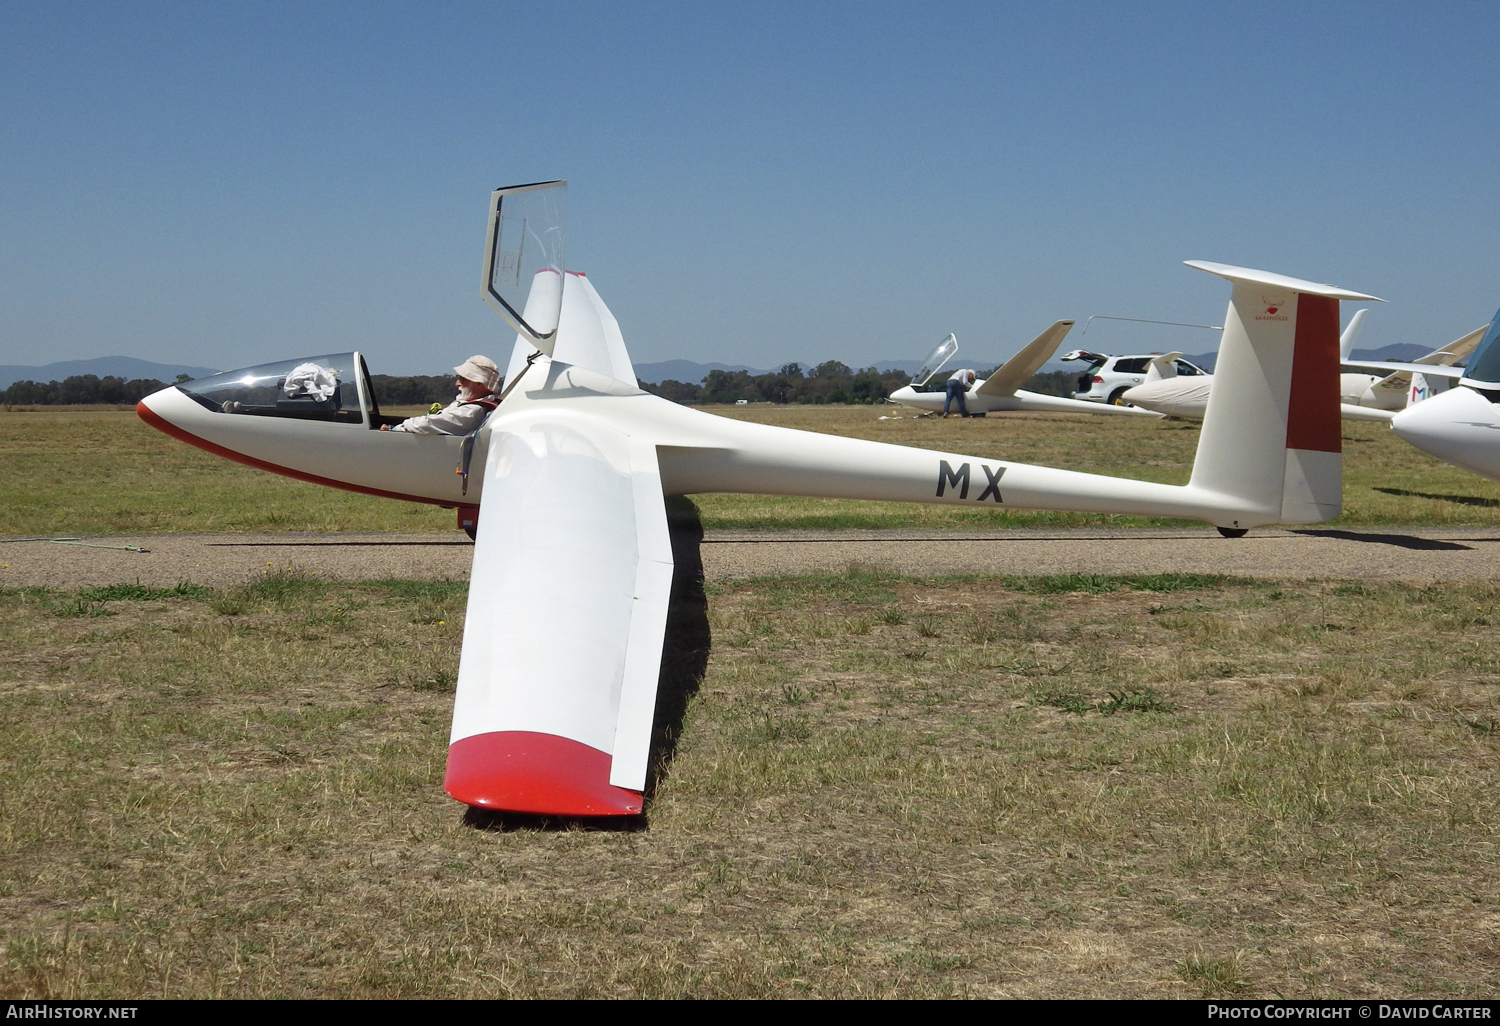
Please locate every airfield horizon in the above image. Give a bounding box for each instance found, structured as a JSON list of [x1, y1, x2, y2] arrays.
[[5, 406, 1500, 539]]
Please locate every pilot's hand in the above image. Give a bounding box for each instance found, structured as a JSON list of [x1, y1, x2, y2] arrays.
[[380, 424, 391, 431]]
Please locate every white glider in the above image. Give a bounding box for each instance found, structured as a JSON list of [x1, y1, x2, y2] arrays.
[[138, 183, 1379, 817], [887, 323, 1162, 417], [1354, 305, 1500, 481]]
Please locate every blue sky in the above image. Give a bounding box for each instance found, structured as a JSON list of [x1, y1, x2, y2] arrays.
[[1, 2, 1496, 374]]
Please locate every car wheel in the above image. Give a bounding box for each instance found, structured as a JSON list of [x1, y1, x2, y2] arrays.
[[1108, 387, 1130, 405]]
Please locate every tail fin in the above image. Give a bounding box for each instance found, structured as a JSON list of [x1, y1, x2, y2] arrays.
[[1185, 262, 1383, 526], [1142, 352, 1183, 384], [1338, 308, 1368, 361], [975, 321, 1074, 396]]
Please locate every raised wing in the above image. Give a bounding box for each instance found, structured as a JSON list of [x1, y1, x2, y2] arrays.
[[975, 321, 1075, 396], [1342, 360, 1467, 380], [444, 410, 673, 814]]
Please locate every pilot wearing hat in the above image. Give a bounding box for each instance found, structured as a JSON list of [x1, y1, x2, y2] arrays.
[[381, 355, 502, 434]]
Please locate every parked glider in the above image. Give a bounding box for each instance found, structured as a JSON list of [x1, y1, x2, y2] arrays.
[[1350, 305, 1500, 481], [887, 325, 1162, 417], [138, 181, 1380, 817], [1120, 311, 1417, 423]]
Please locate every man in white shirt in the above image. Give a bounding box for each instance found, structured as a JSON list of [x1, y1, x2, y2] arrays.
[[944, 368, 976, 418], [381, 355, 502, 435]]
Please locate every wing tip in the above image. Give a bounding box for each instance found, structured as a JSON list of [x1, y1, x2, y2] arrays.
[[446, 730, 644, 816]]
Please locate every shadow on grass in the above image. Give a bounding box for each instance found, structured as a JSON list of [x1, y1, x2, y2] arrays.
[[645, 496, 713, 801], [459, 497, 712, 834], [462, 808, 649, 833], [1374, 487, 1500, 509], [1292, 529, 1471, 551]]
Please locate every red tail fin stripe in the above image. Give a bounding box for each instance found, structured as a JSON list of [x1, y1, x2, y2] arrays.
[[1285, 293, 1342, 454]]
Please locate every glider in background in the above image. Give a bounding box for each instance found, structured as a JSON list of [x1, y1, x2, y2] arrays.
[[1118, 310, 1450, 423], [886, 325, 1162, 418], [138, 182, 1380, 817], [1349, 305, 1500, 481]]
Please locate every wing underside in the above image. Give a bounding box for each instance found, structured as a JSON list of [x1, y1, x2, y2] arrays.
[[445, 410, 672, 815]]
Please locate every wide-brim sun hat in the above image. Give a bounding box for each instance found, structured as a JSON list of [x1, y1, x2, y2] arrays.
[[454, 355, 501, 394]]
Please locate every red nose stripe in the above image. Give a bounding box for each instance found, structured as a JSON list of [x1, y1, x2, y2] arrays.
[[1284, 293, 1342, 454], [445, 731, 644, 816]]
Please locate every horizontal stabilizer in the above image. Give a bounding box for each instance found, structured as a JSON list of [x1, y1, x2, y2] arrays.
[[1185, 261, 1382, 302]]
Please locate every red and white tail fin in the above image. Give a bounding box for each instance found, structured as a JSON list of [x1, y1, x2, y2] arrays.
[[1185, 262, 1383, 527]]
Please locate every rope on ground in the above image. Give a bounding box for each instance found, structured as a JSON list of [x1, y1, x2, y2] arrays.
[[0, 536, 150, 552]]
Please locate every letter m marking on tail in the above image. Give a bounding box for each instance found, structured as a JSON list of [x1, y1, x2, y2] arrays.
[[937, 461, 970, 499]]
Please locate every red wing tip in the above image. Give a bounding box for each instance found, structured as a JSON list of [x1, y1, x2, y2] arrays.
[[445, 730, 643, 816]]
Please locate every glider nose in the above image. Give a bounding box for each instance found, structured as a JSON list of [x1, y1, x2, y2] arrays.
[[889, 386, 918, 403], [1393, 386, 1500, 477], [137, 384, 186, 432]]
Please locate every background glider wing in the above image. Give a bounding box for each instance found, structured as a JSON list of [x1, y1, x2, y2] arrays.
[[444, 411, 673, 815], [975, 321, 1075, 397], [1341, 361, 1467, 380]]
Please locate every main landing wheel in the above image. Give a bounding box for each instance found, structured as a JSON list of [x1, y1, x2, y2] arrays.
[[1216, 526, 1248, 538]]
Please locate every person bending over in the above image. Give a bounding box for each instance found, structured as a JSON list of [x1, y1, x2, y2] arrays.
[[944, 368, 976, 418], [381, 356, 501, 434]]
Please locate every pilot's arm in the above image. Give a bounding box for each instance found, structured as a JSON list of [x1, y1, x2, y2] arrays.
[[387, 400, 490, 436]]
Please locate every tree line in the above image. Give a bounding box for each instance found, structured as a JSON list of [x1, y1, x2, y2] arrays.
[[639, 364, 1077, 405], [0, 373, 461, 408], [3, 367, 1080, 408]]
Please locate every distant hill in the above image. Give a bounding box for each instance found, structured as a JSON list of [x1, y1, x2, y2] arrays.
[[632, 360, 770, 385], [0, 356, 220, 390]]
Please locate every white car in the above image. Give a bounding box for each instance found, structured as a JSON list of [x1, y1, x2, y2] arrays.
[[1062, 349, 1210, 404]]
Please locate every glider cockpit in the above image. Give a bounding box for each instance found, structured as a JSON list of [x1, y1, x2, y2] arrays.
[[175, 352, 405, 429], [140, 350, 487, 515]]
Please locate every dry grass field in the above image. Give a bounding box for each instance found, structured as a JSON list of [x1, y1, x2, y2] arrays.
[[4, 405, 1500, 536], [1, 558, 1496, 998], [3, 404, 1498, 999]]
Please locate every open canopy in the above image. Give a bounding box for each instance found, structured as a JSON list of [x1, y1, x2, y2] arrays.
[[483, 181, 567, 353]]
